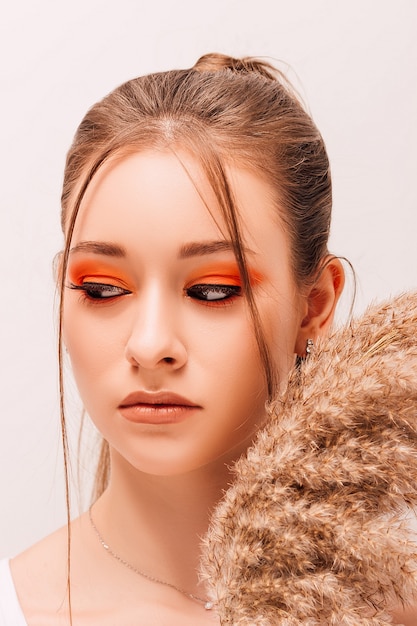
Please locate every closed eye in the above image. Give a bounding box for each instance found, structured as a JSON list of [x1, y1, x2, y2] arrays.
[[186, 283, 241, 303], [69, 282, 132, 300]]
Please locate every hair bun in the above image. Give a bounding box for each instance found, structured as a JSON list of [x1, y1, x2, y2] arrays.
[[192, 52, 277, 80]]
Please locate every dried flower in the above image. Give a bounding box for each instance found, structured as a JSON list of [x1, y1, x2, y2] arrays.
[[202, 292, 417, 625]]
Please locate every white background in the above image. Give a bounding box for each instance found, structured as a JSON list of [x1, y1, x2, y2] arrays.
[[0, 0, 416, 558]]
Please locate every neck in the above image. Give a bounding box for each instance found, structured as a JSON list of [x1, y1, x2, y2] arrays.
[[92, 449, 235, 598]]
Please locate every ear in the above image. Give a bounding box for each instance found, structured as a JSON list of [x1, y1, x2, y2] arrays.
[[295, 256, 345, 357]]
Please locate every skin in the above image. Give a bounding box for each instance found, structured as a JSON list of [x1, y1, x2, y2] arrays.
[[11, 149, 345, 625]]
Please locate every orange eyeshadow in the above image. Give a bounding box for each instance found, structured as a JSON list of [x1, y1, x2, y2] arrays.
[[68, 259, 131, 287], [186, 262, 264, 287]]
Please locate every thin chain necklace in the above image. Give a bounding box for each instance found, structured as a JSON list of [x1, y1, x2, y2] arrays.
[[88, 506, 214, 610]]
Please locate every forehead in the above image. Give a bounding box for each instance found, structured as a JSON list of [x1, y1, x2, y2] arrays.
[[70, 149, 288, 261]]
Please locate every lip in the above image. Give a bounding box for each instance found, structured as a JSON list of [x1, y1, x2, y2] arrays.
[[118, 391, 201, 425]]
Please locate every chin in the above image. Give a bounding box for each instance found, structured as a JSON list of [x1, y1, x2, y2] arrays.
[[111, 443, 248, 480]]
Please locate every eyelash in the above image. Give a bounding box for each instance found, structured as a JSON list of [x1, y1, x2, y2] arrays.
[[185, 283, 242, 304], [68, 281, 242, 305], [69, 282, 132, 300]]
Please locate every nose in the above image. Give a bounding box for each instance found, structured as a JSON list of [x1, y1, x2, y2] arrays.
[[124, 284, 187, 371]]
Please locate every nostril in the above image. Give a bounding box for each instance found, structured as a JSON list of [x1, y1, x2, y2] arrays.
[[127, 355, 139, 367], [163, 357, 175, 364]]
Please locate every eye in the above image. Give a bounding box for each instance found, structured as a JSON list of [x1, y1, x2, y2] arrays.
[[186, 283, 241, 302], [69, 281, 132, 300]]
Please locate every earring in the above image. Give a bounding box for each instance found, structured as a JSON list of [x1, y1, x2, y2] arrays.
[[305, 338, 314, 356], [296, 338, 314, 369]]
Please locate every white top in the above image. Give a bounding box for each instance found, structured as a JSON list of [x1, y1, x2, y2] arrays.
[[0, 559, 27, 625]]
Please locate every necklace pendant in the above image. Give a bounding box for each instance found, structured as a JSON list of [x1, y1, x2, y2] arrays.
[[89, 506, 212, 610]]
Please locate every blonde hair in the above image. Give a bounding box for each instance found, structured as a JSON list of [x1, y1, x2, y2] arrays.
[[59, 53, 333, 500]]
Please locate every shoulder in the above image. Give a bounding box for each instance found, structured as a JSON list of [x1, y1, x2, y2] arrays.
[[0, 558, 27, 625], [9, 519, 85, 626], [11, 523, 68, 599]]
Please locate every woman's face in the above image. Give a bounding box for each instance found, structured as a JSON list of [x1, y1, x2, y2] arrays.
[[63, 150, 306, 476]]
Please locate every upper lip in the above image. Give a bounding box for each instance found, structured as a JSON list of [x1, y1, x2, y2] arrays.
[[119, 391, 200, 408]]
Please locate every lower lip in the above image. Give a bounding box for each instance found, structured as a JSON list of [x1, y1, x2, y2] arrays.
[[118, 404, 200, 425]]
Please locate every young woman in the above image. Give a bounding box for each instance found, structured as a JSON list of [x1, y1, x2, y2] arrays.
[[0, 53, 413, 625]]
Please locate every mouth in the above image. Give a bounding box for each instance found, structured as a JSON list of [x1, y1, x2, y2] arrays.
[[118, 391, 201, 425]]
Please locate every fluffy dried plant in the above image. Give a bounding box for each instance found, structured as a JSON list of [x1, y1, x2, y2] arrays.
[[201, 291, 417, 625]]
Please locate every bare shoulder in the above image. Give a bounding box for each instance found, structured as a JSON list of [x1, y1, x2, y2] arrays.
[[8, 514, 218, 626], [9, 517, 86, 626], [11, 523, 68, 593]]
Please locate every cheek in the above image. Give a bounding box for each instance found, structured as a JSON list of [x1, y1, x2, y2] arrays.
[[204, 316, 267, 411], [258, 293, 304, 388], [62, 300, 122, 393], [194, 309, 259, 367]]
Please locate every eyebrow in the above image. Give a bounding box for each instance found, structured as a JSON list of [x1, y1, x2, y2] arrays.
[[69, 239, 255, 259], [179, 240, 255, 259], [69, 241, 126, 257]]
